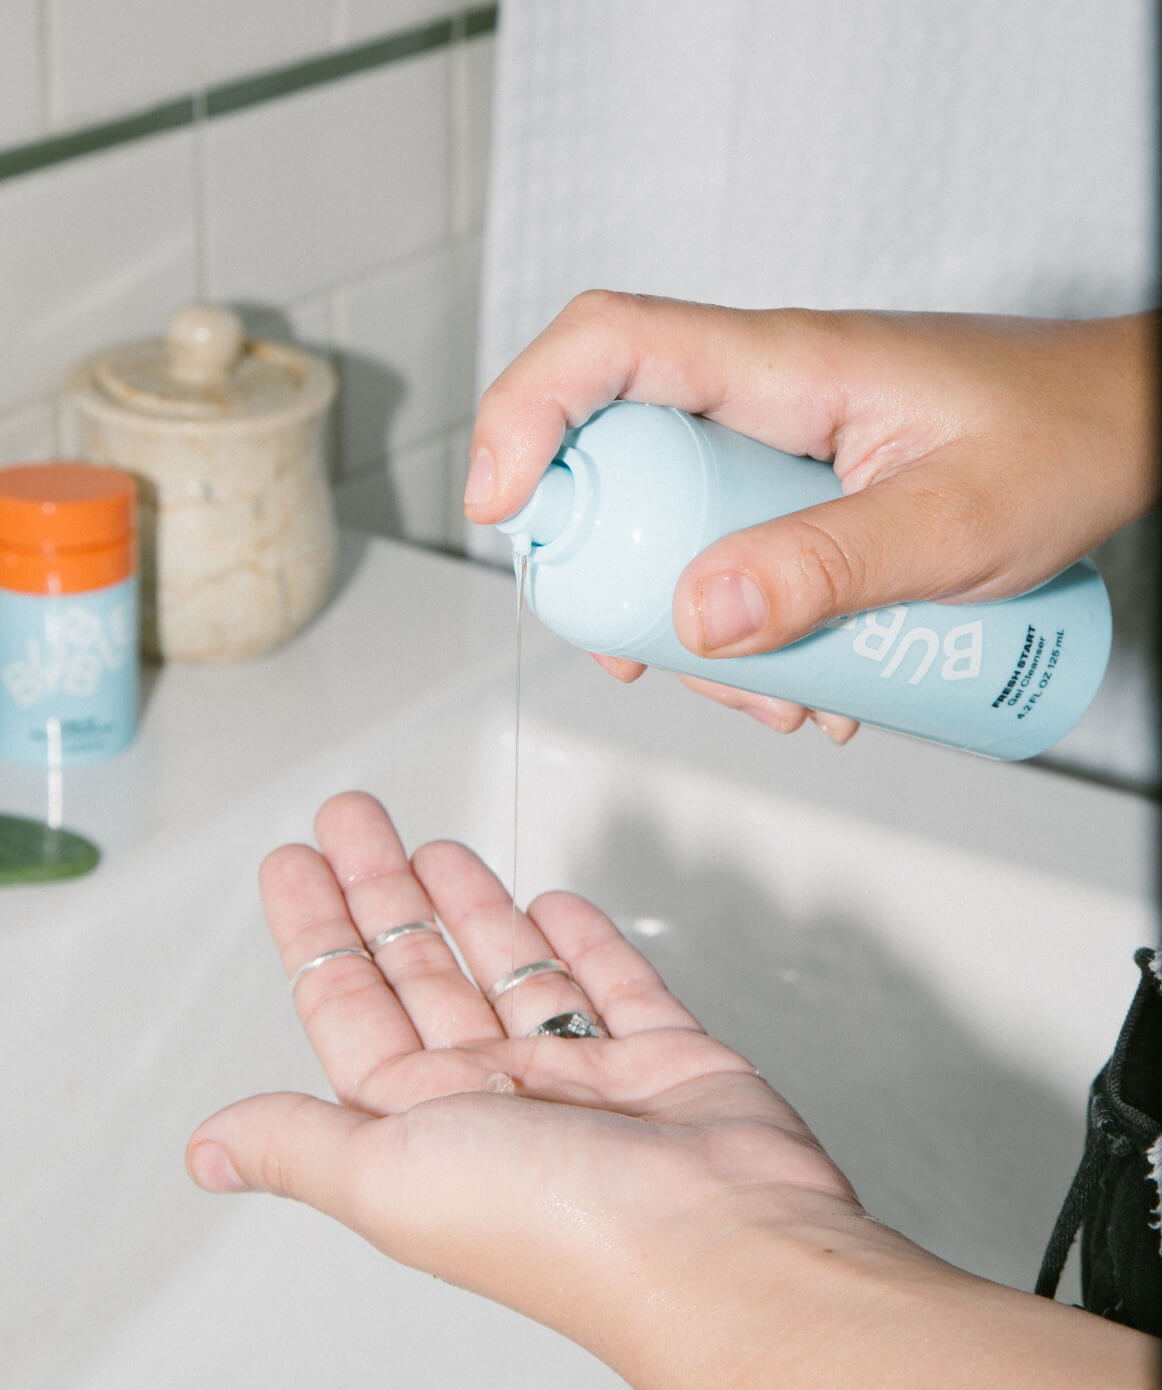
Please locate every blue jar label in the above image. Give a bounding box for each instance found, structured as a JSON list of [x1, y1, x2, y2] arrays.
[[0, 578, 138, 765]]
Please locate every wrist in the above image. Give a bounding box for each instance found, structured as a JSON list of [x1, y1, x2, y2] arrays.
[[606, 1204, 1159, 1389], [1086, 311, 1160, 523]]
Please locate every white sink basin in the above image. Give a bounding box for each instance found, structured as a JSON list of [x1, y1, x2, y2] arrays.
[[2, 534, 1155, 1389]]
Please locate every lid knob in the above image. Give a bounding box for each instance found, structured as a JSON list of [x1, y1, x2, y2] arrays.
[[165, 303, 245, 388]]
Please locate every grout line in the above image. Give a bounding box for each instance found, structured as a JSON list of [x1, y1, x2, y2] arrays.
[[319, 290, 343, 488], [37, 0, 55, 133], [328, 282, 351, 484], [0, 4, 498, 185], [450, 11, 467, 237], [320, 228, 482, 308], [465, 7, 498, 39], [190, 87, 211, 300]]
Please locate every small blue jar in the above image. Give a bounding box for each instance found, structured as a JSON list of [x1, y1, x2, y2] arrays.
[[0, 462, 138, 766]]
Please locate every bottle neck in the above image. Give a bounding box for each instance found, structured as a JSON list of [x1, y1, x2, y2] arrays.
[[495, 462, 576, 551]]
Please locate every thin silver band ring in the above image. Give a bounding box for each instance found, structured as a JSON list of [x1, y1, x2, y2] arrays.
[[289, 946, 372, 995], [369, 921, 438, 953], [487, 958, 574, 1006]]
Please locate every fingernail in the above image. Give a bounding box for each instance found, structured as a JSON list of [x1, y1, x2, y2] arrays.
[[590, 651, 637, 682], [810, 710, 857, 745], [696, 571, 767, 651], [189, 1141, 248, 1194], [743, 699, 805, 735], [464, 447, 495, 507]]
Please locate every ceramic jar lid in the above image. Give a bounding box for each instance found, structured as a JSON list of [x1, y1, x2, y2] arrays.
[[73, 303, 334, 425]]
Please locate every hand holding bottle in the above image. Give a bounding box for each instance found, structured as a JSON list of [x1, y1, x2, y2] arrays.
[[466, 295, 1158, 741]]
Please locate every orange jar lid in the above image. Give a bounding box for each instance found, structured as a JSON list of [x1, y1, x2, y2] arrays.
[[0, 462, 136, 595]]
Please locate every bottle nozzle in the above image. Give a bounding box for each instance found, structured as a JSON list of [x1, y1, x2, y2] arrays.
[[495, 462, 575, 549]]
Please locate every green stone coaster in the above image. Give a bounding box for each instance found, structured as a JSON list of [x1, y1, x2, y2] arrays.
[[0, 814, 100, 884]]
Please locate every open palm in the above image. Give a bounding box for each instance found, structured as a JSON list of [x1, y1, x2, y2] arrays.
[[188, 791, 861, 1353]]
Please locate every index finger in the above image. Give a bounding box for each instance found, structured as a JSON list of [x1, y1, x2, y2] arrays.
[[465, 292, 843, 525]]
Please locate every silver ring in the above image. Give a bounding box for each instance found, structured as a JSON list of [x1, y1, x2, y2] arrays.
[[530, 1011, 609, 1039], [487, 958, 573, 1005], [289, 946, 372, 995], [369, 921, 438, 953]]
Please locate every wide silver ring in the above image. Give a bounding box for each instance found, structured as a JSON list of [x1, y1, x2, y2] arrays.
[[369, 921, 438, 953], [530, 1011, 610, 1039], [487, 958, 573, 1005], [289, 946, 372, 995]]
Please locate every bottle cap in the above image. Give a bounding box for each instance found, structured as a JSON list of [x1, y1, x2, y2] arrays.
[[0, 462, 136, 595]]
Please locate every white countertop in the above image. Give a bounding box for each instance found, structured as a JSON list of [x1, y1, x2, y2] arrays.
[[2, 533, 516, 868]]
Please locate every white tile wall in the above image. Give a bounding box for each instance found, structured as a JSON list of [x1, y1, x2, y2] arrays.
[[47, 0, 335, 128], [389, 433, 456, 544], [335, 432, 452, 546], [334, 235, 480, 464], [0, 400, 57, 462], [453, 23, 493, 232], [204, 52, 451, 304], [0, 1, 43, 148], [0, 129, 198, 412], [443, 419, 473, 535], [234, 295, 334, 354], [0, 13, 495, 553], [338, 0, 462, 44]]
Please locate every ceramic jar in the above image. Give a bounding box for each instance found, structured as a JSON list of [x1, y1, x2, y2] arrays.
[[68, 303, 338, 661]]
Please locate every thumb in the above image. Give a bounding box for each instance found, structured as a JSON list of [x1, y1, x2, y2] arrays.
[[187, 1092, 375, 1219], [671, 457, 1002, 657]]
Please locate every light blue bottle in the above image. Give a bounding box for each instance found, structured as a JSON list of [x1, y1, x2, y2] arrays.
[[496, 401, 1111, 759], [0, 582, 138, 766]]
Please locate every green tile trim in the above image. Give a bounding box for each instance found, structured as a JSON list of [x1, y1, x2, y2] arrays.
[[464, 6, 499, 38], [0, 97, 195, 182], [206, 16, 456, 119], [0, 3, 498, 185]]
